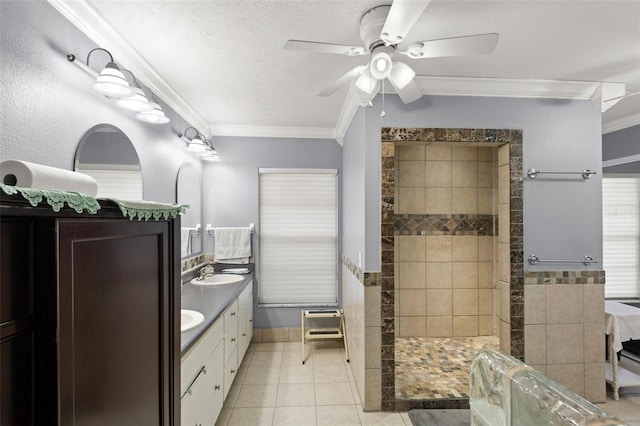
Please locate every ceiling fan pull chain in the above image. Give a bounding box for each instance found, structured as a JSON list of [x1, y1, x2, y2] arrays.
[[381, 79, 386, 118]]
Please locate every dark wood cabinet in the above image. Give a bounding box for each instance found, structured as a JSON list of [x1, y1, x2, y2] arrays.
[[0, 196, 180, 425]]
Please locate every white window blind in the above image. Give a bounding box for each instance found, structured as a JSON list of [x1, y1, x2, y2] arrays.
[[80, 165, 143, 200], [259, 169, 337, 305], [603, 175, 640, 298]]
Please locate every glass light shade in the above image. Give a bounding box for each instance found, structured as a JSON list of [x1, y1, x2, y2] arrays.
[[355, 69, 379, 95], [116, 86, 154, 112], [370, 51, 392, 80], [389, 61, 415, 90], [92, 63, 134, 98], [201, 152, 221, 162], [187, 136, 207, 152], [135, 102, 170, 124]]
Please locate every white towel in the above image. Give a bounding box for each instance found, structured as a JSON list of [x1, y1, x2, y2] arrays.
[[0, 160, 98, 196], [181, 228, 192, 257], [214, 227, 251, 264]]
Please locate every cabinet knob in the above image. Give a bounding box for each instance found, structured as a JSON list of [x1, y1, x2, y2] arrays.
[[249, 319, 253, 323], [215, 385, 221, 391], [231, 338, 236, 342], [242, 333, 246, 337], [231, 369, 236, 374], [231, 312, 236, 316]]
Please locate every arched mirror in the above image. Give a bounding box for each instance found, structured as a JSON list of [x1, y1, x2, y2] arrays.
[[74, 124, 143, 200], [177, 163, 202, 258]]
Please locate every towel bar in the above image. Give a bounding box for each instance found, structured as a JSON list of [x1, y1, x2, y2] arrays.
[[526, 168, 596, 179], [528, 254, 597, 265]]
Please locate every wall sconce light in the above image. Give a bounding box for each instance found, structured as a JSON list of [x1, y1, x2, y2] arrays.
[[200, 137, 221, 162], [116, 69, 153, 112], [179, 127, 207, 152], [67, 49, 169, 124], [84, 48, 134, 98], [136, 99, 170, 124]]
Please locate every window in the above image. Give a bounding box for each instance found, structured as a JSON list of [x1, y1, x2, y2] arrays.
[[602, 174, 640, 298], [258, 169, 338, 305]]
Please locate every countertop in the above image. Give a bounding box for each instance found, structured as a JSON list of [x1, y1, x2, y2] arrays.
[[180, 272, 253, 355]]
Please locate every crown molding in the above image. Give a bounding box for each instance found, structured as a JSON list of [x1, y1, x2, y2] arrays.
[[209, 124, 335, 140], [603, 154, 640, 168], [334, 86, 375, 145], [385, 75, 604, 100], [47, 0, 209, 133], [603, 113, 640, 134]]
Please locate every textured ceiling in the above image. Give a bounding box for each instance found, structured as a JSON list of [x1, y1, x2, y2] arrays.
[[87, 0, 640, 133]]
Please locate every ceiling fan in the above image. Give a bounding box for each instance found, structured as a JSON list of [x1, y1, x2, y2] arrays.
[[284, 0, 499, 104]]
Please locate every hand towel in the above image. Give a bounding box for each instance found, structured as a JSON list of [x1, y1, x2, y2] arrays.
[[0, 160, 98, 196], [181, 228, 193, 257], [214, 227, 251, 264]]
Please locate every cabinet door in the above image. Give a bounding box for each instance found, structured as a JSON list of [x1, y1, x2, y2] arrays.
[[181, 366, 207, 426], [239, 305, 249, 362], [223, 346, 238, 400], [0, 218, 35, 425], [204, 342, 225, 426], [56, 220, 176, 426]]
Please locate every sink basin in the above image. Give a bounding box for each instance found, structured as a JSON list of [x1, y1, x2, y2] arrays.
[[190, 274, 244, 286], [181, 309, 204, 332]]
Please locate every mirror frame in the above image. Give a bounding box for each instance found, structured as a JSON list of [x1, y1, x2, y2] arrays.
[[74, 123, 143, 200], [176, 162, 203, 259]]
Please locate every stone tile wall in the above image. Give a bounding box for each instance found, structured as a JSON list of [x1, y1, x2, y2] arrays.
[[524, 271, 606, 402]]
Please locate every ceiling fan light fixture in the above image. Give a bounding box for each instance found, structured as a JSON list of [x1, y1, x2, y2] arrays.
[[370, 46, 394, 80], [389, 61, 415, 90], [355, 69, 376, 94]]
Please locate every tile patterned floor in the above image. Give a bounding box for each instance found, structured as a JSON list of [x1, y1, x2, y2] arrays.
[[395, 335, 500, 400], [216, 341, 412, 426]]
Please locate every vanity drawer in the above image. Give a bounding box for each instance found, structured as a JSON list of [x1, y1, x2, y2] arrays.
[[223, 299, 238, 332], [224, 317, 239, 364], [239, 282, 252, 309], [181, 316, 223, 395]]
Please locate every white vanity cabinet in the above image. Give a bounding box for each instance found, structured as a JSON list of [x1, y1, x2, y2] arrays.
[[181, 318, 224, 426], [181, 279, 253, 425]]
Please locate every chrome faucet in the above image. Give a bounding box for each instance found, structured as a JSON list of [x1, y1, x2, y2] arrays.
[[196, 264, 215, 281]]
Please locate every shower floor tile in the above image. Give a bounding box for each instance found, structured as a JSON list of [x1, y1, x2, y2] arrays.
[[395, 336, 500, 400]]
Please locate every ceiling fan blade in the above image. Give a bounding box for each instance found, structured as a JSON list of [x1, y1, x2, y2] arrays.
[[401, 33, 499, 59], [355, 68, 380, 95], [380, 0, 432, 46], [388, 77, 422, 104], [284, 40, 367, 56], [318, 65, 367, 97], [388, 61, 415, 90]]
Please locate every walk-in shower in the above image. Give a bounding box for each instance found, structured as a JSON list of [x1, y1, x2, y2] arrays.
[[378, 127, 524, 410]]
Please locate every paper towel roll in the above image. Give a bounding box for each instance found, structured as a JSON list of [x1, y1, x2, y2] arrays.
[[0, 160, 99, 196]]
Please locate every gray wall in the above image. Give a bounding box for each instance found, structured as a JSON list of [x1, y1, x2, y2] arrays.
[[1, 0, 202, 205], [602, 124, 640, 173], [341, 107, 366, 267], [342, 94, 603, 272], [204, 136, 343, 328]]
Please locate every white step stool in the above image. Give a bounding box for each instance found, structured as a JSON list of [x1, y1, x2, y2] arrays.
[[301, 309, 349, 365]]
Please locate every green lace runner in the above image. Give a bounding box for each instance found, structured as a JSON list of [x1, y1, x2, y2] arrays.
[[0, 183, 101, 214], [108, 199, 189, 221], [1, 184, 188, 220]]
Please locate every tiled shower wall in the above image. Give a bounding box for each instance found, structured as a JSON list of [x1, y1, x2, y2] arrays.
[[393, 144, 499, 338]]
